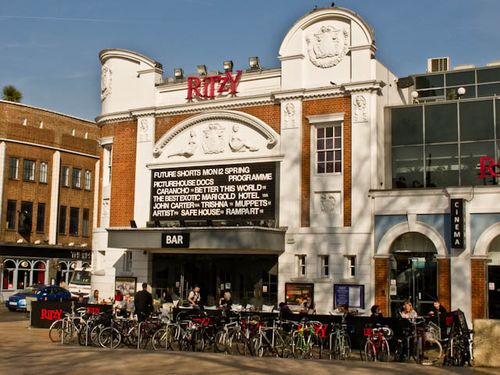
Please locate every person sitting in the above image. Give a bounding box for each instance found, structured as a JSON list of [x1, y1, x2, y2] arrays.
[[278, 302, 293, 319], [88, 289, 99, 304], [219, 290, 232, 310], [401, 300, 418, 321]]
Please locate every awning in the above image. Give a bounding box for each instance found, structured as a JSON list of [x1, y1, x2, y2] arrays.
[[106, 226, 286, 254]]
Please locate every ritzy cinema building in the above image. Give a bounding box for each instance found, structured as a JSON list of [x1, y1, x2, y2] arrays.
[[92, 6, 500, 321]]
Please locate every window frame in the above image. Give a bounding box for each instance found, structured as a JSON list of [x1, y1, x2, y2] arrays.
[[315, 124, 343, 175], [69, 207, 80, 236], [345, 255, 356, 278], [39, 161, 49, 184], [319, 255, 330, 278], [36, 203, 46, 233], [61, 166, 70, 187], [6, 200, 17, 230], [72, 168, 82, 189], [296, 254, 307, 277], [22, 159, 36, 182], [9, 157, 19, 180], [82, 208, 89, 237], [58, 205, 67, 234], [84, 170, 92, 191]]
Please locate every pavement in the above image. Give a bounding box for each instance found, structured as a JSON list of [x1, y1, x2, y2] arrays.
[[0, 305, 498, 375]]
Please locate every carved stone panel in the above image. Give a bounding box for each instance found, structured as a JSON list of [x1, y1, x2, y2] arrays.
[[101, 65, 112, 101], [306, 25, 350, 69], [282, 100, 301, 130], [353, 95, 368, 123]]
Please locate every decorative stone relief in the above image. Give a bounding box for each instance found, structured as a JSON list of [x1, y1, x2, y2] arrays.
[[202, 123, 226, 154], [138, 118, 150, 142], [169, 130, 198, 158], [306, 25, 350, 69], [283, 102, 296, 129], [229, 124, 259, 152], [353, 95, 368, 123], [320, 193, 337, 214], [101, 65, 112, 101], [102, 199, 110, 219]]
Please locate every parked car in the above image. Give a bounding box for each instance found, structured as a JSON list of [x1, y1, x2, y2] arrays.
[[6, 285, 72, 311]]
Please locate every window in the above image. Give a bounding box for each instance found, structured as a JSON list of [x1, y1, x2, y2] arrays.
[[297, 255, 306, 277], [316, 126, 342, 174], [36, 203, 45, 233], [72, 168, 81, 189], [39, 162, 48, 183], [19, 201, 33, 235], [82, 208, 89, 237], [84, 170, 92, 191], [61, 167, 70, 187], [6, 200, 16, 230], [58, 206, 67, 234], [9, 157, 19, 179], [123, 251, 133, 272], [319, 255, 329, 277], [103, 145, 112, 185], [23, 159, 36, 181], [346, 256, 356, 278], [69, 207, 79, 235]]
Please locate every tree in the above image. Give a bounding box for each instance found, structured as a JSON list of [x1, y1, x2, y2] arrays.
[[2, 85, 22, 102]]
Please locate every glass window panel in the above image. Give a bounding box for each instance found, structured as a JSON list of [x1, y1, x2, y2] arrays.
[[460, 100, 494, 141], [334, 150, 341, 160], [460, 141, 496, 186], [417, 89, 445, 98], [325, 127, 333, 137], [392, 146, 424, 188], [446, 86, 476, 100], [477, 67, 500, 83], [392, 107, 423, 146], [318, 163, 325, 174], [334, 127, 341, 137], [446, 71, 475, 86], [496, 99, 500, 137], [317, 140, 324, 150], [318, 151, 325, 162], [326, 163, 334, 173], [334, 162, 341, 173], [425, 104, 458, 143], [317, 128, 324, 138], [415, 74, 444, 89], [334, 138, 341, 148], [425, 144, 459, 187], [325, 139, 333, 149], [478, 83, 500, 97], [326, 151, 333, 161]]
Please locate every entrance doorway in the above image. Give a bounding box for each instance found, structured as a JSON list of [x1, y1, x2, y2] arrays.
[[389, 232, 437, 317], [487, 235, 500, 318], [152, 254, 278, 308]]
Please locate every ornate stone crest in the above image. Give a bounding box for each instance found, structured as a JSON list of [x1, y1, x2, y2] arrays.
[[283, 102, 296, 129], [138, 118, 150, 142], [229, 124, 259, 152], [306, 25, 350, 68], [202, 123, 225, 154], [320, 193, 337, 214], [101, 65, 112, 101], [169, 130, 198, 158]]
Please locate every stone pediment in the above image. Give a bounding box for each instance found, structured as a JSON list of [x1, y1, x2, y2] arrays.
[[153, 110, 280, 162]]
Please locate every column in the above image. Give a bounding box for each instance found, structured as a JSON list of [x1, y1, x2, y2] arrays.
[[471, 257, 487, 320], [48, 151, 61, 244], [437, 257, 451, 311], [374, 256, 390, 316]]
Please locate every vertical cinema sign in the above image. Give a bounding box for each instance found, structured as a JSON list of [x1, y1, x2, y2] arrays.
[[450, 199, 464, 248]]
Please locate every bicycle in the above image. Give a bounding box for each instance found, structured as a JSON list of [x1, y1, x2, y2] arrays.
[[329, 323, 351, 360], [362, 325, 391, 362], [252, 319, 293, 358]]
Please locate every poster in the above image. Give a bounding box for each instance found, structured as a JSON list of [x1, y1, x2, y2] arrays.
[[285, 283, 314, 306], [115, 276, 137, 297], [334, 284, 365, 309]]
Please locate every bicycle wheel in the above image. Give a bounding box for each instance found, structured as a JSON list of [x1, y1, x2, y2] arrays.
[[422, 338, 443, 365], [192, 330, 205, 352], [336, 332, 351, 360], [214, 330, 228, 353], [292, 333, 310, 360], [232, 331, 250, 356], [49, 319, 63, 343], [364, 340, 376, 361], [99, 327, 122, 349], [377, 339, 390, 362], [393, 339, 406, 362], [151, 328, 168, 351], [252, 335, 264, 357], [78, 326, 91, 346]]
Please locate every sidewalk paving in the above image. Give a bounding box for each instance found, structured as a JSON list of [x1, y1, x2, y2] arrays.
[[0, 307, 497, 375]]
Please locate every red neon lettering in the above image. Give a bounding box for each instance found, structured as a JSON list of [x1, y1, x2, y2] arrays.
[[479, 156, 497, 179], [41, 308, 49, 320], [187, 77, 202, 100], [225, 70, 242, 95], [40, 308, 63, 320], [203, 76, 220, 99]]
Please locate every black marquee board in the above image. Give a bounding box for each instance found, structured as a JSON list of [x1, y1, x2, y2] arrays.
[[151, 162, 276, 221]]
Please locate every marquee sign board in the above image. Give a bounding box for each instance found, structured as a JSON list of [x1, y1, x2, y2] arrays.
[[450, 198, 464, 249], [151, 162, 276, 221]]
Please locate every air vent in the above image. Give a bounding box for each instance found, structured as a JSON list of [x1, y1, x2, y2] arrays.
[[427, 57, 450, 73]]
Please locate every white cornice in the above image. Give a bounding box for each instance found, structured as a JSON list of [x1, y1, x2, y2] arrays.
[[1, 138, 98, 159], [341, 80, 385, 93], [278, 54, 305, 61]]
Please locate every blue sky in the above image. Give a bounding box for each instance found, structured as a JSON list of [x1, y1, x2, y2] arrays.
[[1, 0, 499, 120]]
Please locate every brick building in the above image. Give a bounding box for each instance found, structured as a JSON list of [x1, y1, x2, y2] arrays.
[[0, 100, 99, 299], [89, 5, 500, 321]]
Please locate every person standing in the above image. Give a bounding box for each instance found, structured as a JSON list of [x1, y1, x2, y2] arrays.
[[134, 283, 153, 322], [88, 289, 99, 304], [401, 300, 418, 321]]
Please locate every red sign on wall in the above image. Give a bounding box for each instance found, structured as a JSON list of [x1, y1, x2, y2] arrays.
[[187, 70, 242, 100], [479, 156, 500, 178]]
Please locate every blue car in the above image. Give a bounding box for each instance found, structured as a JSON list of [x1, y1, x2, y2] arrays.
[[6, 285, 72, 311]]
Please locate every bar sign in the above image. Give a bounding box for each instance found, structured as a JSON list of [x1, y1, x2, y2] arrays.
[[161, 233, 190, 248], [451, 199, 464, 248]]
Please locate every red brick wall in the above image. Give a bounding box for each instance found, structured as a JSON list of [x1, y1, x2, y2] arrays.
[[101, 121, 137, 227], [302, 97, 351, 227], [437, 258, 451, 311], [374, 257, 389, 316], [471, 258, 487, 320]]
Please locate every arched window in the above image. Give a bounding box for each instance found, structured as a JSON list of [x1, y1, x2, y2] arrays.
[[17, 260, 31, 289], [33, 261, 46, 285], [2, 260, 16, 290]]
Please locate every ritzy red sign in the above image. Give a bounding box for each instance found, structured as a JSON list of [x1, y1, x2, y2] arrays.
[[479, 156, 500, 178], [187, 70, 242, 100]]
